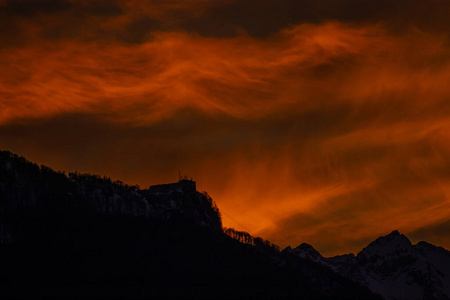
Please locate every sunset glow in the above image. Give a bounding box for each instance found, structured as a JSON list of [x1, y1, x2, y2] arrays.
[[2, 0, 450, 256]]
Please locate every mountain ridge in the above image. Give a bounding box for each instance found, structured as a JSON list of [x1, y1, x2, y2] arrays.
[[288, 230, 450, 300], [2, 149, 449, 299], [0, 149, 380, 299]]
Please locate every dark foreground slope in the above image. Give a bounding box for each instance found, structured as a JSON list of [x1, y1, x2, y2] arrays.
[[0, 150, 379, 299]]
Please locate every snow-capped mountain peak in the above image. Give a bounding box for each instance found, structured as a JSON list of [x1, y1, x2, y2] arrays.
[[357, 230, 413, 263], [290, 243, 324, 263], [290, 230, 450, 300]]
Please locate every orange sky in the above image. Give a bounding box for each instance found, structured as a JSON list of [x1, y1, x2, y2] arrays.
[[1, 0, 450, 256]]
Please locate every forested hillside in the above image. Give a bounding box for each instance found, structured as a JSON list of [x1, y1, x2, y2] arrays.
[[0, 150, 379, 299]]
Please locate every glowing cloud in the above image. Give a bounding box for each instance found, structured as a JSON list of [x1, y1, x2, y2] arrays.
[[1, 0, 450, 256]]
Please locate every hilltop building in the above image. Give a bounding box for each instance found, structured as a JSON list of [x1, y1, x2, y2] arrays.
[[147, 178, 196, 194]]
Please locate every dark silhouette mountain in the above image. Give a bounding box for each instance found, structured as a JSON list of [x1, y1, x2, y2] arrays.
[[0, 150, 381, 299], [288, 230, 450, 300]]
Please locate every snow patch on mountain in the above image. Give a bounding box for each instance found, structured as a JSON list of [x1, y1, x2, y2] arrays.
[[292, 243, 324, 264], [358, 230, 413, 263], [288, 230, 450, 300]]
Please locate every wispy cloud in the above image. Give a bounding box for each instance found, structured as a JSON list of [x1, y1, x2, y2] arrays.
[[1, 0, 450, 256]]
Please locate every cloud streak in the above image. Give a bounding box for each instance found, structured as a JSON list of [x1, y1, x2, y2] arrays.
[[1, 0, 450, 256], [2, 22, 449, 123]]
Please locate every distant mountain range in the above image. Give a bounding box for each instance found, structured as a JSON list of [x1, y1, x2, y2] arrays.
[[0, 150, 448, 299], [286, 230, 450, 300]]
